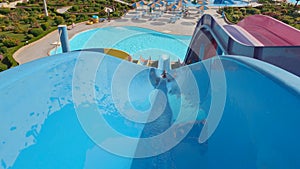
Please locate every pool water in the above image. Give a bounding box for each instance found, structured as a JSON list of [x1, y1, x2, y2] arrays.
[[51, 26, 191, 61], [165, 0, 249, 6]]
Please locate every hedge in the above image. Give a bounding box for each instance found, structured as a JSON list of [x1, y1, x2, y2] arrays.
[[29, 28, 44, 37], [2, 37, 20, 48]]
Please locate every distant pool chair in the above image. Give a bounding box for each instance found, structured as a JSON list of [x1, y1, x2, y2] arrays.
[[132, 59, 139, 64], [169, 17, 177, 23], [147, 60, 159, 68], [132, 14, 141, 20], [149, 14, 158, 20], [138, 56, 152, 65], [171, 59, 182, 69], [176, 12, 183, 19], [141, 10, 147, 17]]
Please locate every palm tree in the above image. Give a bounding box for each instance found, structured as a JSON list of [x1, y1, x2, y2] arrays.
[[43, 0, 49, 17]]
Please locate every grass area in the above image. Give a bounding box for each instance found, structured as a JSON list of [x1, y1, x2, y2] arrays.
[[0, 0, 132, 72], [219, 0, 300, 29]]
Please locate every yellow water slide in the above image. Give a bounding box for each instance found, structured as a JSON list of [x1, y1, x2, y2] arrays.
[[103, 48, 130, 60]]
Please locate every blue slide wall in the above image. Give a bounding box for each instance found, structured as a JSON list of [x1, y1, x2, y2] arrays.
[[0, 50, 299, 169]]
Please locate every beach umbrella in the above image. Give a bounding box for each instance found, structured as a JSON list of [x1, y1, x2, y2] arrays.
[[148, 2, 162, 8], [177, 0, 183, 7], [139, 0, 148, 6], [181, 0, 188, 5], [132, 1, 148, 8], [141, 0, 149, 5], [170, 4, 179, 9], [197, 0, 209, 5], [158, 0, 167, 6], [170, 3, 179, 14], [179, 0, 188, 10], [178, 0, 186, 10], [138, 0, 148, 10], [156, 0, 167, 11], [132, 2, 141, 8]]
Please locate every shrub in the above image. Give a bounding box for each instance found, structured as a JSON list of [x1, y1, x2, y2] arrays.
[[28, 16, 37, 24], [71, 5, 79, 12], [240, 8, 247, 15], [41, 22, 50, 31], [234, 10, 243, 16], [0, 26, 5, 32], [16, 2, 26, 6], [1, 56, 12, 68], [43, 16, 50, 22], [0, 8, 10, 15], [26, 34, 34, 40], [0, 46, 8, 54], [29, 28, 44, 37], [54, 16, 64, 25], [67, 15, 76, 23], [62, 13, 70, 19], [0, 62, 8, 72], [246, 8, 261, 15], [76, 14, 89, 22], [263, 11, 280, 19], [4, 25, 15, 31], [112, 11, 121, 17], [99, 10, 107, 17], [2, 37, 20, 48], [232, 14, 240, 22], [282, 16, 294, 24]]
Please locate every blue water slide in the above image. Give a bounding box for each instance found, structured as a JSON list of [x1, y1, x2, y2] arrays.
[[0, 50, 299, 169]]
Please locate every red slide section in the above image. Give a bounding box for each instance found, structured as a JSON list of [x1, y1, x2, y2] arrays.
[[237, 15, 300, 46]]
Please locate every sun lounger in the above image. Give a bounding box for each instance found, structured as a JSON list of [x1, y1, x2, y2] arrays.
[[147, 60, 158, 68], [138, 56, 151, 66], [132, 14, 140, 20], [171, 59, 182, 69], [169, 17, 177, 23], [132, 60, 139, 64], [149, 15, 157, 21], [176, 12, 183, 18]]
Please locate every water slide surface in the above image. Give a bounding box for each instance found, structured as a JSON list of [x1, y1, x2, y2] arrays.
[[0, 49, 299, 169], [185, 14, 300, 76], [237, 15, 300, 46]]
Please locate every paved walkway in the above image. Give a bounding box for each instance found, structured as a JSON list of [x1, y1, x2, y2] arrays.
[[56, 6, 72, 14], [0, 0, 22, 8], [13, 22, 105, 64], [113, 0, 131, 6], [13, 7, 225, 64]]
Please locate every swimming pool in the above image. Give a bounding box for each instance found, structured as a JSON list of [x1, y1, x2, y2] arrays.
[[165, 0, 249, 7], [51, 26, 191, 61]]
